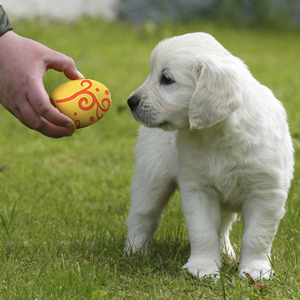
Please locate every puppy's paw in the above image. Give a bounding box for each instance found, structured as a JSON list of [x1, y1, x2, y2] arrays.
[[183, 261, 220, 279], [240, 267, 273, 280], [123, 245, 134, 256], [124, 239, 150, 256], [221, 244, 236, 260]]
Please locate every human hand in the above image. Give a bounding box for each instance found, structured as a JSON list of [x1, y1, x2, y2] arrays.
[[0, 30, 84, 138]]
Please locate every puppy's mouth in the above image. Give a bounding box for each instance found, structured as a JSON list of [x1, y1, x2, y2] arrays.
[[133, 113, 166, 127], [146, 119, 175, 131], [157, 121, 171, 128], [131, 110, 172, 130], [127, 96, 175, 130]]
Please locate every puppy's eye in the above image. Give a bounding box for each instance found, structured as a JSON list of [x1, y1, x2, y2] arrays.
[[160, 74, 174, 85]]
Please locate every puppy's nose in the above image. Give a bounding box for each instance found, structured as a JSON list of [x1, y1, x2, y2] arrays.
[[127, 96, 140, 111]]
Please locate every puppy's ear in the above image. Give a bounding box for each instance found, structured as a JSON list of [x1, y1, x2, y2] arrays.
[[189, 55, 243, 130]]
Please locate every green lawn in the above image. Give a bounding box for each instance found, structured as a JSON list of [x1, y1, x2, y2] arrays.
[[0, 19, 300, 299]]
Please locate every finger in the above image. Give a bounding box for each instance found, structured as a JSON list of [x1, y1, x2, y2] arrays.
[[46, 51, 84, 80], [18, 98, 75, 138], [27, 78, 75, 128]]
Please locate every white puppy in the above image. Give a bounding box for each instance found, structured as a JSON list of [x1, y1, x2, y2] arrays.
[[125, 32, 294, 280]]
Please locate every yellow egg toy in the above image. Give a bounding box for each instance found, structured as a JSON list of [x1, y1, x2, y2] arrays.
[[50, 79, 112, 129]]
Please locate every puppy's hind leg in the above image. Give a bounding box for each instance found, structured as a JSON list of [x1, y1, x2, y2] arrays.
[[219, 211, 237, 259], [125, 127, 177, 254]]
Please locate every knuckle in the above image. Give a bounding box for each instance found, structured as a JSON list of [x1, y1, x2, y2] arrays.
[[67, 56, 76, 65], [34, 101, 50, 116], [65, 56, 76, 69], [30, 119, 44, 132]]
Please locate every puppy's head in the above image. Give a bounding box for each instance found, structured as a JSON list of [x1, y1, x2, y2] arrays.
[[128, 33, 243, 131]]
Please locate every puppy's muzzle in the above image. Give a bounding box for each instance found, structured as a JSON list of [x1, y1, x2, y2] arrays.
[[127, 96, 140, 111]]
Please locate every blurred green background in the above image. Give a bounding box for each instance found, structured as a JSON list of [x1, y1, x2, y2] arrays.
[[0, 3, 300, 298]]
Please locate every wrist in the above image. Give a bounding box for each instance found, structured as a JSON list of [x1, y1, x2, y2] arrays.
[[0, 5, 13, 37]]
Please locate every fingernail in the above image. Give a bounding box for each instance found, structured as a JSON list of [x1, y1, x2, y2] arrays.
[[65, 122, 75, 129], [69, 124, 76, 134], [65, 125, 76, 136], [77, 70, 85, 79]]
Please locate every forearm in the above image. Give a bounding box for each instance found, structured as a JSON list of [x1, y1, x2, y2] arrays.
[[0, 5, 13, 37]]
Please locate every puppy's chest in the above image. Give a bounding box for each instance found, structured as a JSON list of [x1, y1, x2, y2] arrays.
[[179, 146, 240, 181], [177, 138, 247, 205]]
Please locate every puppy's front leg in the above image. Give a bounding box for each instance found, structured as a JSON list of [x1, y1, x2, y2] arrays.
[[181, 187, 221, 279], [239, 190, 286, 280], [125, 128, 177, 254], [125, 173, 176, 254]]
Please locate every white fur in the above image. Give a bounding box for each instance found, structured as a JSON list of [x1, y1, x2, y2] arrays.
[[125, 33, 294, 280]]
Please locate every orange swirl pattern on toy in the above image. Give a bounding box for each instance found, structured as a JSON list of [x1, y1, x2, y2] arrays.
[[55, 79, 111, 128]]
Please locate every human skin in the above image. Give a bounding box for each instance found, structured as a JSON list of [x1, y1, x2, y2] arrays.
[[0, 30, 84, 138]]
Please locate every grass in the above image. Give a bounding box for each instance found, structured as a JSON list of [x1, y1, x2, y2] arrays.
[[0, 18, 300, 299]]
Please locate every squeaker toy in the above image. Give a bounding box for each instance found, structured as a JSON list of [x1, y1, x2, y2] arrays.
[[50, 79, 112, 129]]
